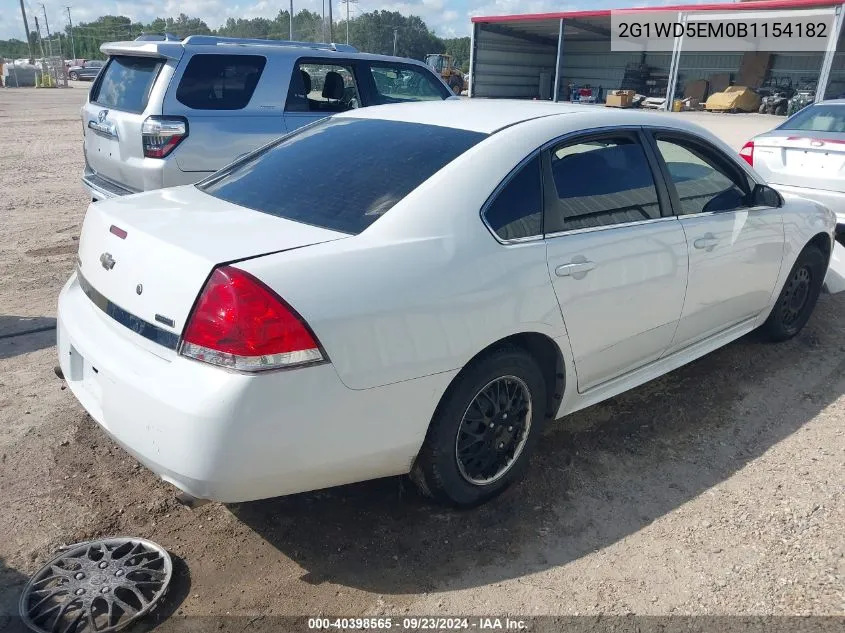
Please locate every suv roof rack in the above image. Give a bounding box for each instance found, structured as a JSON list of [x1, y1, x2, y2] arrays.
[[134, 32, 181, 41], [181, 35, 358, 53]]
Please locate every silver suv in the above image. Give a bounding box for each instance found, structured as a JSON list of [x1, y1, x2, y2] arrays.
[[81, 36, 455, 201]]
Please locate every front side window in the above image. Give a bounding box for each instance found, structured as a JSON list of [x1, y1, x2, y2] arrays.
[[176, 54, 266, 110], [483, 156, 542, 241], [653, 136, 750, 215], [368, 64, 447, 104], [545, 136, 661, 233], [198, 118, 485, 235], [286, 62, 361, 113], [92, 55, 163, 113]]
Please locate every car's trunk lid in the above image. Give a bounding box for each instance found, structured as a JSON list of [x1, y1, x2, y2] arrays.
[[77, 186, 350, 338], [753, 131, 845, 192]]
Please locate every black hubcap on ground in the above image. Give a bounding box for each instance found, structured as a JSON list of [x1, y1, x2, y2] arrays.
[[455, 375, 532, 485], [781, 265, 812, 327]]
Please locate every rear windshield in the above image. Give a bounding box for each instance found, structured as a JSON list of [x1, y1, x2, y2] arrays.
[[176, 54, 267, 110], [780, 104, 845, 133], [198, 118, 486, 234], [92, 56, 163, 113]]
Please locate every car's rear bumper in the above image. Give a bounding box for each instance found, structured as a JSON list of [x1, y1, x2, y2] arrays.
[[57, 273, 451, 502]]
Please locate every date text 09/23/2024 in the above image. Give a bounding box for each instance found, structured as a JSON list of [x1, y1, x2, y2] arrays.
[[308, 617, 527, 630]]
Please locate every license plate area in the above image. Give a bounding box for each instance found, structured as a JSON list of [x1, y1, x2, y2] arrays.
[[69, 344, 103, 404], [785, 150, 832, 171]]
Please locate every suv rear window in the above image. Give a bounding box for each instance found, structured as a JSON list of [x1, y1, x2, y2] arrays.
[[92, 56, 163, 113], [176, 54, 266, 110], [198, 118, 486, 234]]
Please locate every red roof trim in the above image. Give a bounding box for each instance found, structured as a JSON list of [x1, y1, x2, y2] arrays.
[[471, 0, 844, 24]]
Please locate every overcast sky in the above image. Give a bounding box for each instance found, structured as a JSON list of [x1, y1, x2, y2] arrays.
[[0, 0, 712, 44]]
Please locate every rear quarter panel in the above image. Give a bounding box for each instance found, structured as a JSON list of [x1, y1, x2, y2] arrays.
[[235, 121, 572, 390]]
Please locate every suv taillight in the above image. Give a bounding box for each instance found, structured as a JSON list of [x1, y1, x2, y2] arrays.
[[739, 140, 754, 167], [142, 116, 188, 158], [180, 266, 325, 372]]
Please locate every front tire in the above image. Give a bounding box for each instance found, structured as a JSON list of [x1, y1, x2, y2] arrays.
[[411, 346, 547, 507], [69, 71, 78, 81], [761, 243, 826, 342]]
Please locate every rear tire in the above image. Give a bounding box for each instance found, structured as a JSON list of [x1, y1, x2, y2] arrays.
[[411, 346, 547, 507], [761, 243, 826, 342], [449, 77, 463, 95]]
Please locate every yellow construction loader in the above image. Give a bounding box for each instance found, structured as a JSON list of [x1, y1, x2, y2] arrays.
[[425, 54, 465, 95]]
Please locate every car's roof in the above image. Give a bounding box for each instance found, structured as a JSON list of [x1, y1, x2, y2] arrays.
[[335, 99, 699, 135]]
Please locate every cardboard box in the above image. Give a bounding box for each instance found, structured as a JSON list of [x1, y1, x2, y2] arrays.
[[738, 52, 771, 89], [605, 90, 635, 108]]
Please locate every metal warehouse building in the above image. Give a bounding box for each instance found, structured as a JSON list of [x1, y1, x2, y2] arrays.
[[467, 0, 845, 109]]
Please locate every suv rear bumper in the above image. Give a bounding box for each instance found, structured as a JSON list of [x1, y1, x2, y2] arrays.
[[82, 173, 137, 201]]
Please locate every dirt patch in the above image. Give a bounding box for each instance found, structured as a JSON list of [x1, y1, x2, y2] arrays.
[[0, 86, 842, 624], [25, 243, 79, 257]]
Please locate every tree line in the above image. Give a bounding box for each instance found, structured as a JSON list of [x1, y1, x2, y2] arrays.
[[0, 10, 471, 71]]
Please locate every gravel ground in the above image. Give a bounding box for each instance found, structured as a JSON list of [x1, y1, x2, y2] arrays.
[[0, 86, 842, 629]]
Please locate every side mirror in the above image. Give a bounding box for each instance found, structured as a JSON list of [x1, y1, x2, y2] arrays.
[[751, 183, 782, 208]]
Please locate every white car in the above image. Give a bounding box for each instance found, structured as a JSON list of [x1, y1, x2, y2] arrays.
[[57, 100, 835, 507]]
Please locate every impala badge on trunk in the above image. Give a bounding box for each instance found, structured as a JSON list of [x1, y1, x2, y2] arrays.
[[100, 252, 115, 270]]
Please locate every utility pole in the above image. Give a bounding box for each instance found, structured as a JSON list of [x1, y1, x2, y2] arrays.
[[18, 0, 35, 61], [340, 0, 356, 45], [66, 6, 75, 59], [40, 4, 53, 58], [321, 0, 325, 41], [34, 15, 46, 59], [327, 0, 333, 41], [393, 28, 398, 56], [289, 0, 293, 40]]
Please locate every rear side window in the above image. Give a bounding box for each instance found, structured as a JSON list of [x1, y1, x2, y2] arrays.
[[780, 104, 845, 132], [92, 56, 163, 113], [286, 62, 360, 113], [484, 156, 542, 241], [176, 54, 266, 110], [199, 118, 486, 234], [545, 137, 661, 232], [368, 64, 447, 104]]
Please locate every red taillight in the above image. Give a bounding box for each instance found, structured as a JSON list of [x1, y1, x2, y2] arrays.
[[180, 266, 324, 372], [739, 140, 754, 167], [142, 116, 188, 158]]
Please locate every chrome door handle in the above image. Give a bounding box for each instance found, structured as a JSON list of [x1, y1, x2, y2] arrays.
[[555, 261, 596, 278], [693, 234, 720, 251]]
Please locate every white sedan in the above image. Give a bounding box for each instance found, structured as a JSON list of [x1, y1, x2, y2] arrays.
[[57, 100, 835, 507]]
